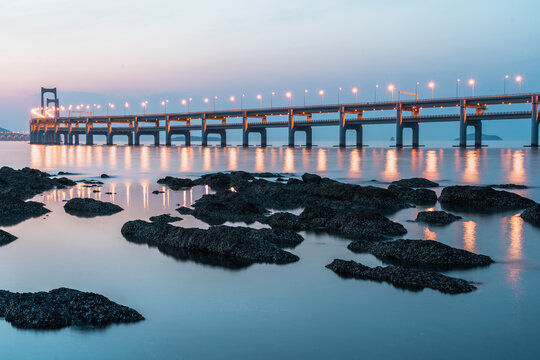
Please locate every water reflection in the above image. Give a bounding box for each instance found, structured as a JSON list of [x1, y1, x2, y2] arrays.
[[462, 220, 477, 253], [506, 214, 524, 286], [381, 149, 399, 181], [462, 150, 479, 183], [316, 149, 327, 172], [423, 227, 437, 241], [423, 150, 439, 179], [349, 149, 361, 176]]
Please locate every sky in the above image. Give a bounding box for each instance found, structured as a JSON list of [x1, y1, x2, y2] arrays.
[[1, 0, 539, 140]]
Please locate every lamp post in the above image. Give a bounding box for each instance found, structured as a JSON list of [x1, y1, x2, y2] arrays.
[[124, 102, 129, 115], [230, 96, 236, 110], [388, 84, 395, 101], [141, 101, 148, 114], [181, 99, 187, 113], [516, 75, 522, 94], [338, 87, 342, 105], [468, 79, 475, 96], [188, 97, 192, 112], [352, 87, 358, 103], [428, 82, 435, 99], [304, 89, 308, 106], [504, 75, 509, 95], [241, 94, 245, 110], [108, 103, 115, 116], [416, 82, 420, 98], [286, 92, 292, 106], [374, 84, 379, 102], [204, 98, 210, 111], [456, 78, 461, 97], [257, 94, 262, 109], [161, 99, 168, 114], [214, 96, 217, 111], [319, 90, 324, 105], [271, 91, 275, 108]]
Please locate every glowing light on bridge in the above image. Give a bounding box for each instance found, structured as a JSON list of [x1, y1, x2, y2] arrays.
[[516, 75, 523, 94], [230, 96, 236, 110], [319, 90, 324, 105], [468, 79, 476, 96], [286, 91, 292, 106], [387, 84, 395, 101], [257, 94, 262, 108], [428, 81, 435, 99]]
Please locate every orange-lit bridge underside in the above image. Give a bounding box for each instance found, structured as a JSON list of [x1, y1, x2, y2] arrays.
[[30, 93, 540, 148]]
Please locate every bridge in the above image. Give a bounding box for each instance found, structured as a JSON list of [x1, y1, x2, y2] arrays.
[[30, 89, 540, 148]]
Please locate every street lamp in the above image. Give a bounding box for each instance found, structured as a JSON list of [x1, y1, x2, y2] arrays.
[[415, 82, 420, 98], [388, 84, 395, 101], [188, 98, 192, 112], [286, 91, 292, 106], [456, 78, 461, 97], [352, 87, 358, 103], [516, 75, 522, 94], [374, 84, 379, 102], [304, 89, 308, 106], [468, 79, 475, 96], [124, 102, 129, 115], [319, 90, 324, 105], [271, 91, 275, 108], [181, 99, 187, 113], [230, 96, 236, 110], [257, 94, 262, 109], [504, 75, 509, 95], [108, 103, 115, 116], [161, 99, 168, 114], [214, 96, 218, 111], [204, 98, 210, 111], [241, 94, 245, 110], [428, 82, 435, 99], [141, 101, 148, 114], [338, 87, 342, 105]]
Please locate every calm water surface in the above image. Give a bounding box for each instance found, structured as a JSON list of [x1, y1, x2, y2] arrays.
[[0, 142, 539, 359]]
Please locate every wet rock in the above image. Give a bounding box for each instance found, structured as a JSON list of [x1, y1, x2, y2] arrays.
[[0, 288, 143, 330], [0, 195, 50, 226], [105, 192, 116, 195], [489, 184, 527, 189], [391, 178, 439, 188], [276, 177, 286, 182], [121, 220, 300, 269], [265, 203, 406, 240], [415, 210, 462, 225], [57, 171, 75, 176], [100, 174, 110, 178], [439, 186, 536, 212], [387, 185, 437, 205], [157, 176, 195, 190], [149, 214, 183, 223], [325, 259, 476, 294], [0, 230, 17, 246], [286, 178, 303, 185], [0, 167, 75, 200], [521, 204, 540, 226], [64, 198, 123, 217], [347, 239, 494, 270], [302, 173, 322, 184], [151, 190, 165, 194]]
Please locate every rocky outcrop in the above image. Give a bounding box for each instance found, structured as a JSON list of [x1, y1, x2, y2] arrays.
[[325, 259, 476, 294], [121, 220, 301, 269], [521, 204, 540, 226], [489, 184, 527, 189], [301, 173, 322, 184], [157, 176, 196, 190], [347, 239, 494, 270], [391, 178, 439, 188], [0, 166, 76, 200], [387, 185, 437, 205], [0, 230, 17, 246], [0, 195, 50, 226], [64, 198, 123, 217], [439, 185, 535, 212], [0, 288, 143, 329], [149, 214, 183, 223], [415, 210, 462, 225]]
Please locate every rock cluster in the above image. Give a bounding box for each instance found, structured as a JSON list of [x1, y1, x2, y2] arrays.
[[521, 204, 540, 226], [0, 230, 17, 246], [415, 210, 462, 225], [64, 198, 123, 217], [0, 194, 50, 226], [0, 166, 75, 200], [439, 185, 535, 212], [391, 178, 439, 188]]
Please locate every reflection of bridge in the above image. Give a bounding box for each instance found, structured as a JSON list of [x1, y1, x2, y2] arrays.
[[30, 92, 540, 148]]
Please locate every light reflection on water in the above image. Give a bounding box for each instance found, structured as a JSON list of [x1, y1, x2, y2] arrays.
[[2, 142, 540, 359]]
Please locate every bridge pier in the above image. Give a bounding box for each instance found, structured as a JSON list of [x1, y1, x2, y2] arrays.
[[167, 130, 191, 146], [203, 129, 226, 147], [395, 104, 403, 147], [339, 108, 346, 147], [288, 110, 295, 147], [531, 95, 539, 147], [459, 100, 483, 147]]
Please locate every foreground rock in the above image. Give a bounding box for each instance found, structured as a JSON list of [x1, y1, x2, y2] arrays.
[[0, 195, 50, 226], [64, 198, 123, 217], [121, 220, 301, 269], [325, 259, 476, 294], [0, 166, 76, 200], [415, 210, 462, 225], [439, 185, 536, 212], [264, 203, 407, 240], [521, 204, 540, 226], [157, 176, 196, 190], [387, 185, 437, 205], [347, 239, 494, 270], [391, 178, 439, 188], [0, 288, 143, 329], [489, 184, 527, 189], [0, 230, 17, 246], [149, 214, 183, 223]]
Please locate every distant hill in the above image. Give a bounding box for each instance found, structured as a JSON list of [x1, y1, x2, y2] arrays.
[[0, 127, 11, 133], [453, 133, 503, 141]]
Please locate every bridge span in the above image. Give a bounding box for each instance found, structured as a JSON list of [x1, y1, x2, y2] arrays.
[[30, 92, 540, 148]]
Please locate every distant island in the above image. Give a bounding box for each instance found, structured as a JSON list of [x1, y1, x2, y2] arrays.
[[0, 127, 29, 141], [452, 133, 503, 141]]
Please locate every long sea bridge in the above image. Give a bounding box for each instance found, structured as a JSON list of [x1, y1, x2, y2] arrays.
[[30, 88, 540, 148]]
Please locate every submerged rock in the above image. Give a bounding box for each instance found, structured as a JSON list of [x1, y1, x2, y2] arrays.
[[415, 210, 462, 225], [391, 178, 439, 188], [387, 185, 437, 205], [0, 288, 143, 330], [121, 220, 300, 269], [149, 214, 183, 223], [439, 185, 535, 212], [347, 239, 494, 270], [0, 195, 50, 226], [325, 259, 476, 294], [64, 198, 123, 217], [301, 173, 322, 184], [488, 184, 527, 189], [521, 204, 540, 226], [0, 229, 17, 246], [0, 166, 76, 200], [100, 174, 110, 178], [157, 176, 196, 190]]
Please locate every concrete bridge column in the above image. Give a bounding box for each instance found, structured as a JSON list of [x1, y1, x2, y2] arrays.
[[134, 118, 140, 146], [260, 128, 267, 147], [474, 121, 482, 147], [288, 109, 295, 147], [305, 127, 313, 147], [411, 122, 419, 148], [395, 104, 403, 147], [86, 118, 93, 145], [107, 118, 113, 145], [242, 112, 249, 147], [531, 95, 539, 147], [165, 116, 171, 146], [459, 100, 467, 147], [339, 107, 346, 147], [201, 114, 208, 147]]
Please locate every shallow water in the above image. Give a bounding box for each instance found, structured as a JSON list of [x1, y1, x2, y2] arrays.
[[0, 142, 539, 359]]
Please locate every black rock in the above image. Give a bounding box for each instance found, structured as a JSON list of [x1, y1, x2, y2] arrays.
[[325, 259, 476, 294], [0, 288, 143, 330], [57, 171, 75, 176], [439, 185, 536, 212], [0, 230, 17, 246], [302, 173, 322, 184], [149, 214, 183, 223], [415, 210, 462, 225], [120, 220, 300, 269], [0, 195, 50, 226], [152, 190, 164, 194], [100, 174, 110, 178], [521, 204, 540, 226], [347, 239, 494, 270], [0, 167, 76, 200], [489, 184, 528, 189], [387, 184, 437, 205], [64, 198, 123, 217], [157, 176, 195, 190], [286, 178, 303, 185], [391, 178, 439, 188], [264, 212, 306, 231]]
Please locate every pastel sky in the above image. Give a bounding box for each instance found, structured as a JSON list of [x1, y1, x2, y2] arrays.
[[1, 0, 539, 138]]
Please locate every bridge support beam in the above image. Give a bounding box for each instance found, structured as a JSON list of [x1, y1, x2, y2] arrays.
[[288, 110, 295, 147], [395, 104, 403, 147], [531, 95, 539, 147], [339, 107, 346, 147], [242, 113, 249, 147], [459, 100, 467, 147]]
